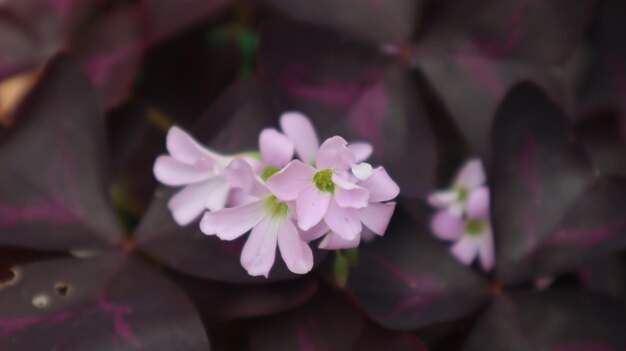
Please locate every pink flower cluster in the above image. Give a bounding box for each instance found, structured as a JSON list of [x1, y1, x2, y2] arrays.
[[428, 159, 494, 271], [154, 112, 400, 277]]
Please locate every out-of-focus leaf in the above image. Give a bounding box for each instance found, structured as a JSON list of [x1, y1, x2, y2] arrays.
[[422, 0, 597, 64], [142, 0, 232, 44], [0, 254, 210, 350], [463, 290, 626, 351], [415, 48, 564, 160], [346, 207, 491, 330], [491, 82, 594, 282], [579, 255, 626, 299], [260, 21, 437, 198], [0, 55, 123, 250], [576, 111, 626, 178], [74, 4, 146, 108], [247, 284, 427, 351], [576, 0, 626, 118], [136, 76, 327, 282], [264, 0, 420, 45], [176, 275, 319, 322]]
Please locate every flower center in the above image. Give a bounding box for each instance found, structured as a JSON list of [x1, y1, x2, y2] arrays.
[[261, 166, 280, 181], [313, 169, 335, 193], [455, 185, 469, 203], [465, 219, 486, 237], [264, 195, 289, 218]]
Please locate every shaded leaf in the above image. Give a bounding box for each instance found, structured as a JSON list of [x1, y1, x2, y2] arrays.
[[0, 254, 210, 350], [264, 0, 420, 45], [259, 21, 437, 198], [346, 206, 490, 330], [247, 284, 427, 351], [463, 290, 626, 351], [578, 255, 626, 300], [491, 82, 593, 282], [0, 55, 123, 250]]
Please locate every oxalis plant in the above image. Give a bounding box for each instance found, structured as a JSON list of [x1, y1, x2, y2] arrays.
[[1, 0, 626, 351]]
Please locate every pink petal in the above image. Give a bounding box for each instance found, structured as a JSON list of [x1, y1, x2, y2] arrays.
[[153, 155, 213, 186], [259, 128, 295, 167], [430, 210, 464, 241], [266, 160, 316, 201], [278, 219, 314, 274], [226, 188, 258, 207], [323, 199, 362, 240], [319, 231, 360, 250], [455, 158, 485, 190], [427, 189, 458, 209], [296, 185, 331, 230], [333, 174, 369, 209], [224, 158, 268, 198], [199, 200, 265, 240], [351, 162, 373, 180], [299, 221, 329, 242], [358, 167, 399, 202], [204, 177, 232, 212], [240, 215, 279, 277], [478, 229, 495, 271], [167, 177, 230, 225], [316, 136, 356, 171], [359, 202, 396, 236], [450, 237, 479, 266], [280, 111, 319, 165], [167, 126, 218, 164], [348, 142, 373, 163], [466, 186, 490, 219]]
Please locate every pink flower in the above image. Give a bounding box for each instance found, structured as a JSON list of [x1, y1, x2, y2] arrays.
[[200, 159, 313, 277], [310, 167, 400, 250], [267, 135, 373, 241], [428, 158, 486, 217], [153, 126, 235, 225], [431, 186, 494, 271]]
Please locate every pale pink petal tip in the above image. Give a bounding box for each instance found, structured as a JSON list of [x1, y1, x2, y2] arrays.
[[430, 210, 463, 241], [348, 142, 373, 163], [466, 186, 490, 219], [259, 128, 295, 167], [267, 160, 316, 201], [279, 111, 319, 165], [455, 158, 485, 189], [278, 220, 314, 274], [316, 136, 356, 171], [450, 237, 478, 266]]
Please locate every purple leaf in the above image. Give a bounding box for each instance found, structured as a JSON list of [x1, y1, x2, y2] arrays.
[[0, 55, 123, 250], [578, 255, 626, 299], [491, 82, 594, 282], [142, 0, 232, 44], [74, 4, 146, 108], [246, 284, 427, 351], [264, 0, 420, 45], [345, 207, 490, 330], [259, 21, 437, 198], [422, 0, 597, 64], [576, 111, 626, 178], [463, 290, 626, 351], [0, 254, 210, 350], [135, 77, 327, 282]]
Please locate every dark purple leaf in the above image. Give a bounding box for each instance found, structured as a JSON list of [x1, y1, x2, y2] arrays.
[[576, 0, 626, 118], [0, 55, 123, 250], [578, 255, 626, 300], [463, 290, 626, 351], [74, 4, 146, 108], [135, 76, 326, 282], [247, 284, 427, 351], [0, 11, 45, 79], [178, 275, 319, 322], [143, 0, 232, 44], [346, 207, 491, 330], [576, 111, 626, 178], [0, 254, 210, 350], [415, 47, 565, 160], [491, 82, 594, 282], [422, 0, 597, 64], [264, 0, 420, 45], [259, 21, 437, 198]]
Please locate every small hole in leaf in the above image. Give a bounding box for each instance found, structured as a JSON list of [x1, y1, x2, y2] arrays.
[[0, 267, 21, 290], [32, 293, 51, 309], [54, 282, 73, 297]]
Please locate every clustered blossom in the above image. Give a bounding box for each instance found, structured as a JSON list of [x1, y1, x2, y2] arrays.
[[154, 112, 399, 277], [428, 159, 494, 271]]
